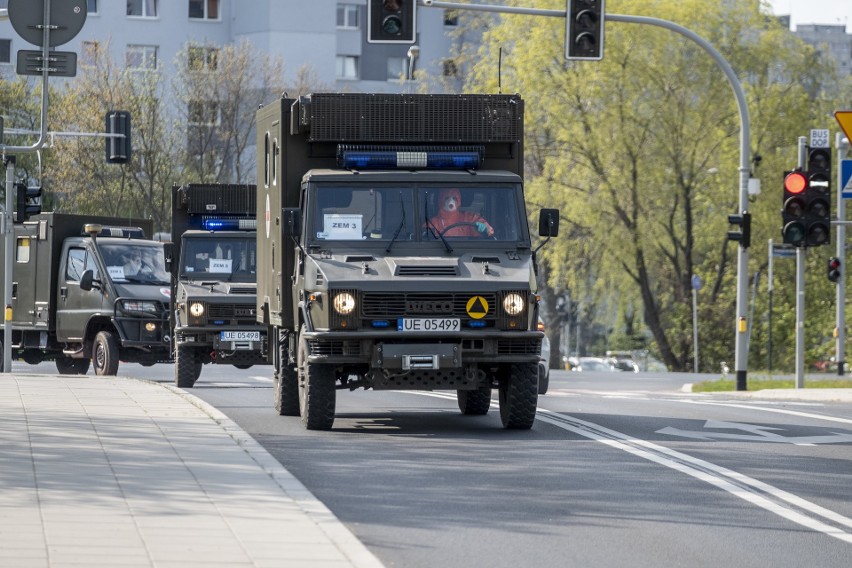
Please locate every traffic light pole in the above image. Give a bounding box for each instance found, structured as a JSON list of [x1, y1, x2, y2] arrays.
[[419, 2, 753, 388], [836, 133, 849, 376], [2, 156, 14, 372], [795, 137, 807, 388]]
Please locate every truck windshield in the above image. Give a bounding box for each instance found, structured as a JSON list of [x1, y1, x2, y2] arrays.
[[312, 185, 524, 243], [99, 243, 169, 284], [181, 236, 257, 280]]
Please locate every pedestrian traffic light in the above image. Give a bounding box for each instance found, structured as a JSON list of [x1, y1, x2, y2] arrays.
[[828, 257, 842, 283], [727, 211, 751, 249], [14, 182, 42, 223], [105, 110, 131, 164], [368, 0, 416, 44], [782, 170, 807, 246], [565, 0, 605, 60]]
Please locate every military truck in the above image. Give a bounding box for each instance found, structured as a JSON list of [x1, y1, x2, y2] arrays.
[[3, 213, 171, 374], [167, 183, 268, 388], [255, 93, 558, 430]]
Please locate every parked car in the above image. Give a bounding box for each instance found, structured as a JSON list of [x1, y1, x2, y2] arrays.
[[538, 318, 550, 394], [609, 357, 640, 372]]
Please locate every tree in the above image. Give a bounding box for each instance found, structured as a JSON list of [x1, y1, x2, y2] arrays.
[[462, 0, 835, 371]]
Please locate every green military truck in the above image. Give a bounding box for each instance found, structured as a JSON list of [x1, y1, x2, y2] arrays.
[[3, 213, 171, 374], [167, 183, 269, 388], [255, 93, 558, 430]]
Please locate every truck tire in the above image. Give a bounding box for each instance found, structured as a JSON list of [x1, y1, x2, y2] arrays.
[[92, 331, 120, 376], [498, 363, 538, 429], [175, 345, 202, 388], [56, 356, 91, 375], [297, 335, 336, 430], [274, 338, 299, 415], [457, 387, 492, 415]]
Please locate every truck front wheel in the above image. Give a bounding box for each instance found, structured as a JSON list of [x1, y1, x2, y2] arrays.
[[56, 355, 91, 375], [175, 346, 202, 388], [92, 331, 120, 376], [498, 363, 538, 429], [297, 335, 336, 430]]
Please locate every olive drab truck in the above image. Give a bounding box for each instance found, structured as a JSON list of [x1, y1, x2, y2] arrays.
[[2, 213, 171, 375], [167, 183, 269, 388], [256, 93, 559, 430]]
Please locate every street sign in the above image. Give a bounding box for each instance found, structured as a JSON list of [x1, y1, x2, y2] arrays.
[[810, 128, 830, 148], [772, 244, 796, 258], [837, 111, 852, 142], [8, 0, 87, 47], [843, 160, 852, 199], [16, 49, 76, 77]]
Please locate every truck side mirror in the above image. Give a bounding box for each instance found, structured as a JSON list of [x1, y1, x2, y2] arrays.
[[163, 242, 174, 272], [283, 207, 301, 237], [79, 269, 98, 291], [538, 209, 560, 238]]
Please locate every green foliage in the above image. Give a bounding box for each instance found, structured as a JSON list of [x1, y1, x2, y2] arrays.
[[461, 0, 841, 371], [693, 378, 852, 392]]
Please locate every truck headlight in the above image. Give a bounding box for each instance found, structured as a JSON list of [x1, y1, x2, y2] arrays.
[[118, 300, 160, 316], [333, 292, 356, 315], [189, 302, 205, 317], [502, 293, 524, 316]]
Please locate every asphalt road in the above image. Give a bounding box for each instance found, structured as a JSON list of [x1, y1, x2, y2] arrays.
[[10, 361, 852, 567]]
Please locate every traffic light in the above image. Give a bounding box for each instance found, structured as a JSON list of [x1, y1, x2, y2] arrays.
[[105, 110, 131, 164], [805, 145, 831, 246], [727, 211, 751, 249], [782, 170, 807, 246], [368, 0, 416, 44], [828, 257, 842, 283], [14, 182, 42, 223], [565, 0, 605, 60]]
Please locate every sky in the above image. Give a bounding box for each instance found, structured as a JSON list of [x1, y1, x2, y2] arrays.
[[767, 0, 852, 31]]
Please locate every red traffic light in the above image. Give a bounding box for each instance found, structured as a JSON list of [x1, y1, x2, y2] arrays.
[[784, 171, 806, 194], [828, 257, 842, 283]]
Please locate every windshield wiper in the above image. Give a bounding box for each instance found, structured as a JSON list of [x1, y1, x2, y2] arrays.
[[386, 194, 407, 253], [424, 193, 452, 253]]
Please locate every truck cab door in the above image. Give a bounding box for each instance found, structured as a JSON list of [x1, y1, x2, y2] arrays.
[[56, 244, 105, 342]]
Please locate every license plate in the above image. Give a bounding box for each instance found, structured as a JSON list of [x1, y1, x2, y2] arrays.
[[220, 331, 261, 341], [398, 318, 460, 332]]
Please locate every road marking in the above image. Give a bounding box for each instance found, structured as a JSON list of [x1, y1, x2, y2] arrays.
[[405, 391, 852, 544], [657, 420, 852, 445], [682, 399, 852, 426]]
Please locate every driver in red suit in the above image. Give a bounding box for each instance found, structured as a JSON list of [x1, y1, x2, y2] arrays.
[[427, 188, 494, 237]]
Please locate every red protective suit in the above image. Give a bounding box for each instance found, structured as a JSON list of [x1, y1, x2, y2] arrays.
[[426, 188, 494, 237]]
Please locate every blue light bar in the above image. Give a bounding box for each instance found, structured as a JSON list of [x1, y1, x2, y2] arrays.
[[201, 218, 257, 231], [468, 320, 486, 328], [338, 145, 483, 170], [371, 320, 390, 328]]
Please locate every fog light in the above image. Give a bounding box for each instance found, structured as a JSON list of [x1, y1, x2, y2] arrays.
[[145, 322, 157, 332]]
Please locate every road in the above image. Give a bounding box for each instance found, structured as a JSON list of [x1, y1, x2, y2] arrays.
[[10, 361, 852, 567]]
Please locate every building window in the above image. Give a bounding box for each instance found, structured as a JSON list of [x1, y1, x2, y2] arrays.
[[188, 101, 220, 126], [127, 0, 158, 18], [0, 39, 10, 64], [442, 58, 459, 78], [188, 46, 219, 71], [444, 10, 458, 26], [126, 45, 158, 70], [387, 57, 406, 81], [336, 55, 358, 79], [80, 41, 101, 66], [336, 4, 359, 29], [87, 0, 98, 14], [189, 0, 219, 20]]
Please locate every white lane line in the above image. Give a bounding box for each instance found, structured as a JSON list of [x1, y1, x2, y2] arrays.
[[681, 399, 852, 426], [408, 391, 852, 544]]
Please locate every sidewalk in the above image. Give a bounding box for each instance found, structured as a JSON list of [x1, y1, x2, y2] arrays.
[[0, 374, 384, 568]]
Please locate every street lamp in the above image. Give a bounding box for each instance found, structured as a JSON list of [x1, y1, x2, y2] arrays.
[[406, 44, 420, 81]]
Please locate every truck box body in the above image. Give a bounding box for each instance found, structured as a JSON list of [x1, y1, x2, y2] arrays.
[[256, 93, 557, 430]]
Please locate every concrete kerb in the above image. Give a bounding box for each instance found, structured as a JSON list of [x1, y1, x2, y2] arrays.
[[159, 382, 385, 568], [681, 382, 852, 402]]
